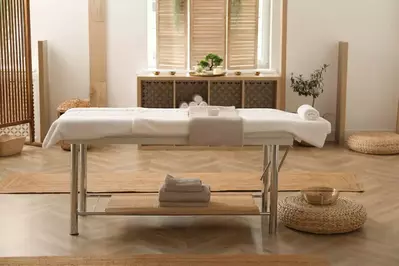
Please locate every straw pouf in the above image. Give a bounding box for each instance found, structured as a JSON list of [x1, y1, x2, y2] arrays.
[[347, 132, 399, 155], [278, 195, 367, 234]]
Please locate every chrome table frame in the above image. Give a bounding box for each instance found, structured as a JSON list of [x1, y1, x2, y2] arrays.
[[68, 135, 293, 236]]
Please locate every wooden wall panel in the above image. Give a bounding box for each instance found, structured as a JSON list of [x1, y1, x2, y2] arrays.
[[336, 42, 349, 145], [88, 0, 107, 107], [0, 0, 34, 142], [279, 0, 287, 111], [396, 99, 399, 133], [38, 40, 49, 142]]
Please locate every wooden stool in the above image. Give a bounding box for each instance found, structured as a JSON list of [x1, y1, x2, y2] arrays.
[[57, 99, 91, 151]]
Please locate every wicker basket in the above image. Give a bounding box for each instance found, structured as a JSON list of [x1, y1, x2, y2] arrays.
[[278, 195, 367, 234], [57, 98, 91, 113], [0, 134, 26, 157], [347, 132, 399, 155]]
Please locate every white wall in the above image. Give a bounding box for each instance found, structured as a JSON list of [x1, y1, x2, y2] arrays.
[[30, 0, 399, 136], [107, 0, 147, 107], [30, 0, 90, 124], [286, 0, 399, 133]]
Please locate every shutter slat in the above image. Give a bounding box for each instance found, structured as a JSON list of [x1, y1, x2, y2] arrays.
[[190, 0, 226, 69], [228, 0, 259, 69], [157, 0, 187, 69]]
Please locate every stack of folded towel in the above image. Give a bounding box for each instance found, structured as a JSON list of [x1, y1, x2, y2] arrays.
[[158, 174, 211, 207]]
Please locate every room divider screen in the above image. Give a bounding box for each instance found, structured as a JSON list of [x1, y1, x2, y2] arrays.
[[0, 0, 34, 142]]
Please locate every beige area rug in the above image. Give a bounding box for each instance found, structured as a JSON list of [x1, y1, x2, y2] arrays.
[[0, 171, 363, 194], [0, 254, 330, 265]]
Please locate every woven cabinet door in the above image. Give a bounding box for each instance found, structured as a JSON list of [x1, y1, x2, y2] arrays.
[[244, 81, 277, 108], [141, 81, 174, 108], [210, 81, 242, 108]]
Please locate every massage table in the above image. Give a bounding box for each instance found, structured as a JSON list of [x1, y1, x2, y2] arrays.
[[43, 107, 331, 236]]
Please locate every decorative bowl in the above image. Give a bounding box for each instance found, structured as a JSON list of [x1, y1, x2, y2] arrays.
[[153, 71, 160, 75], [255, 71, 261, 76], [0, 134, 25, 157], [301, 186, 340, 205], [169, 71, 176, 75], [234, 71, 241, 76]]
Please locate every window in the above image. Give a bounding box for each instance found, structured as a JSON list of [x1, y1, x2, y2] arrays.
[[147, 0, 271, 71]]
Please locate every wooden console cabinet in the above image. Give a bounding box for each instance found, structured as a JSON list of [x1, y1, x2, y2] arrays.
[[136, 72, 283, 150]]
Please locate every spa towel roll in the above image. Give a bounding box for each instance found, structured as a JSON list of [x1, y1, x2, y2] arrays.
[[180, 102, 189, 109], [199, 101, 208, 107], [159, 184, 211, 202], [193, 94, 203, 104], [189, 101, 198, 107], [297, 104, 320, 121]]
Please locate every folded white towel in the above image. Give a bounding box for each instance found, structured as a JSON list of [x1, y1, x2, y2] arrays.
[[180, 102, 189, 109], [159, 201, 209, 207], [297, 104, 320, 121], [189, 101, 198, 107], [188, 105, 235, 114], [165, 174, 202, 186], [159, 184, 211, 202], [208, 107, 220, 116], [193, 94, 203, 104], [199, 101, 208, 107], [165, 174, 203, 192]]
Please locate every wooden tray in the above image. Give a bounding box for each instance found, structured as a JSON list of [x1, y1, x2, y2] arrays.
[[189, 71, 226, 77]]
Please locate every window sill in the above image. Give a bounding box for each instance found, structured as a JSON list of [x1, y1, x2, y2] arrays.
[[137, 68, 280, 76]]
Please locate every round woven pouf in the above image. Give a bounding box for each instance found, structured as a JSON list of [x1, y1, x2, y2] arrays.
[[278, 195, 367, 234], [347, 132, 399, 155]]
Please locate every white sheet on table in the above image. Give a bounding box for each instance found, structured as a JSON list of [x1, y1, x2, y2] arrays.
[[238, 109, 331, 147], [42, 108, 331, 148]]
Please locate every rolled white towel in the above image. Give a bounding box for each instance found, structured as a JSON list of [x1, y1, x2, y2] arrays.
[[180, 102, 189, 109], [189, 101, 198, 107], [199, 101, 208, 107], [297, 104, 320, 121], [193, 94, 203, 104]]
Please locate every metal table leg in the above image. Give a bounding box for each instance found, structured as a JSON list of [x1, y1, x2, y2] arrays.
[[79, 144, 88, 213], [70, 144, 79, 236], [261, 145, 270, 213], [269, 144, 279, 234]]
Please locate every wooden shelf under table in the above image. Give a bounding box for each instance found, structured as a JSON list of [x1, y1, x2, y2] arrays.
[[105, 193, 260, 216]]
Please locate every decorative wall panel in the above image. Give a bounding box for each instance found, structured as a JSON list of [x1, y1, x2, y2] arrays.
[[141, 81, 174, 108], [210, 81, 242, 107], [245, 81, 276, 108]]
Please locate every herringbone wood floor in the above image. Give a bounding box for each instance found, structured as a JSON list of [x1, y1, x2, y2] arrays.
[[0, 144, 398, 266]]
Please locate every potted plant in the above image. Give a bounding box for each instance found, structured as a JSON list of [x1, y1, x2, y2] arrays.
[[290, 64, 329, 147], [290, 64, 329, 108], [198, 53, 223, 74]]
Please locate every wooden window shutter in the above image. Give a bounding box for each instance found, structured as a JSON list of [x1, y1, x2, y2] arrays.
[[157, 0, 187, 69], [190, 0, 226, 69], [227, 0, 259, 69]]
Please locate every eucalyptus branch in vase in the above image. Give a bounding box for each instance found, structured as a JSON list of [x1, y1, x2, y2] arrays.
[[290, 64, 329, 108]]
